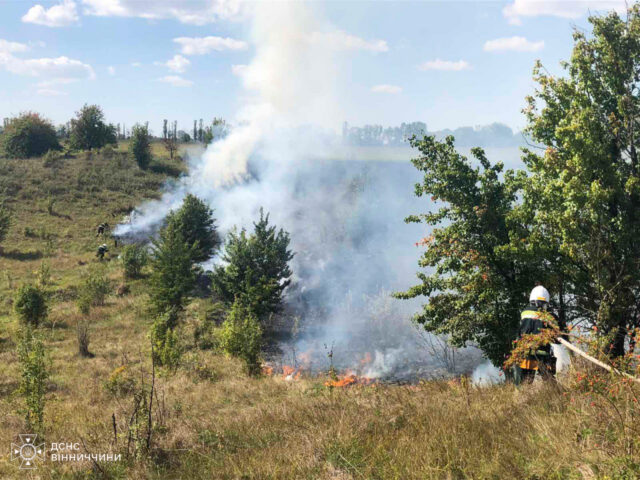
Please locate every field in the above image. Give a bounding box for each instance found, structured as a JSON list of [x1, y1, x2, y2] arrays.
[[0, 144, 638, 479]]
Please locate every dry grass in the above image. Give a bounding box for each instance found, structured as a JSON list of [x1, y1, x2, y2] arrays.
[[0, 148, 638, 479]]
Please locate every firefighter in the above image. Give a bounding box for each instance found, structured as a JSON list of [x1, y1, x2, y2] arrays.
[[514, 285, 565, 385], [96, 223, 110, 237], [96, 243, 109, 260]]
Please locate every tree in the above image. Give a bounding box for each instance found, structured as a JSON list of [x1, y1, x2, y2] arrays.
[[129, 124, 152, 169], [212, 209, 294, 318], [1, 112, 60, 158], [522, 5, 640, 356], [14, 284, 48, 327], [163, 133, 178, 161], [149, 220, 197, 315], [394, 136, 537, 366], [203, 127, 214, 146], [165, 195, 220, 263], [0, 199, 11, 247], [163, 119, 168, 140], [69, 104, 117, 151]]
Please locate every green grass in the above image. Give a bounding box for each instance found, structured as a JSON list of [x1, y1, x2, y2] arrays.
[[0, 145, 638, 479]]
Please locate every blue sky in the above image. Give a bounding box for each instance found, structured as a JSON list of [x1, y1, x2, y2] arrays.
[[0, 1, 628, 136]]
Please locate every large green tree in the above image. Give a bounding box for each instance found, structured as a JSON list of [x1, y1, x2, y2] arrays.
[[129, 124, 152, 169], [166, 194, 220, 263], [523, 5, 640, 356], [395, 136, 541, 366], [69, 104, 117, 151], [212, 209, 294, 319], [1, 112, 60, 158]]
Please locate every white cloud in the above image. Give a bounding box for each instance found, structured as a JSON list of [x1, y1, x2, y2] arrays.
[[371, 84, 402, 94], [418, 59, 471, 71], [308, 31, 389, 52], [22, 0, 79, 27], [82, 0, 245, 25], [107, 65, 115, 75], [0, 39, 29, 53], [131, 61, 141, 67], [503, 0, 626, 25], [231, 64, 247, 76], [37, 77, 79, 87], [155, 54, 190, 73], [174, 36, 248, 55], [0, 52, 95, 80], [37, 88, 68, 96], [483, 36, 544, 52], [158, 75, 193, 87]]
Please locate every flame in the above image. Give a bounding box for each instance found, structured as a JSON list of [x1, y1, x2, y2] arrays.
[[282, 365, 303, 381], [324, 371, 376, 388]]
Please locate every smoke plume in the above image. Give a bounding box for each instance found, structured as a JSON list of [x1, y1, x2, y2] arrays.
[[117, 1, 486, 379]]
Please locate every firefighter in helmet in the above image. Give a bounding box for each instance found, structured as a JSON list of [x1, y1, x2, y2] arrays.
[[96, 243, 109, 260], [514, 285, 565, 385]]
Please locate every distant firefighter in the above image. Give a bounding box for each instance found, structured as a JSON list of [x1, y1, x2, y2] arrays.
[[96, 222, 110, 237], [96, 243, 109, 260]]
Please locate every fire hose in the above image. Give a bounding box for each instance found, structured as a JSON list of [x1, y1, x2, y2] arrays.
[[557, 337, 640, 385]]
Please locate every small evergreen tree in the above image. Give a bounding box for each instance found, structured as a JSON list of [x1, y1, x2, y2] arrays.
[[14, 284, 48, 327], [1, 112, 60, 158], [212, 209, 293, 318], [129, 124, 152, 169], [149, 221, 197, 315], [17, 326, 48, 433], [69, 104, 117, 151], [166, 194, 220, 263]]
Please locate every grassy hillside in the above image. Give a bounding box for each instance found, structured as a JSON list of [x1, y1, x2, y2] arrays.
[[0, 145, 638, 479]]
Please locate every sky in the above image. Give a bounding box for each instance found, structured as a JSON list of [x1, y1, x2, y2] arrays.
[[0, 0, 630, 136]]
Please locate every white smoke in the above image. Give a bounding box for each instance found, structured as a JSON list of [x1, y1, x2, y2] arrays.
[[472, 361, 503, 386], [118, 1, 491, 379]]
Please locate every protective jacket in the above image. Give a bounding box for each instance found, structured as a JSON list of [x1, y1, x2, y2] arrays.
[[519, 307, 564, 356]]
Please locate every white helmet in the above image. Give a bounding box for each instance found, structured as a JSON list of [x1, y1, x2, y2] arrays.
[[529, 285, 550, 304]]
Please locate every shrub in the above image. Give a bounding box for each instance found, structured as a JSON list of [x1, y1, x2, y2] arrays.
[[151, 310, 182, 368], [17, 326, 48, 433], [194, 301, 226, 350], [1, 112, 60, 158], [77, 318, 91, 357], [120, 244, 148, 279], [103, 365, 136, 396], [42, 149, 62, 168], [77, 267, 110, 308], [14, 284, 47, 327], [129, 124, 152, 169], [217, 300, 262, 375], [0, 200, 11, 246], [69, 104, 117, 151]]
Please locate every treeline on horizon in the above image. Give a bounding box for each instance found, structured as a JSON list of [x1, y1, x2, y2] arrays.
[[342, 121, 525, 148]]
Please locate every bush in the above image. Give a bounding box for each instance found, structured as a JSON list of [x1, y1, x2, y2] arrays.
[[166, 194, 221, 263], [42, 149, 63, 168], [0, 199, 11, 246], [1, 112, 60, 158], [17, 326, 48, 433], [129, 124, 152, 169], [120, 244, 148, 279], [14, 284, 48, 327], [151, 310, 182, 368], [217, 300, 262, 375], [103, 365, 136, 396], [77, 267, 110, 309], [77, 318, 91, 357], [69, 104, 117, 151], [194, 300, 226, 350]]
